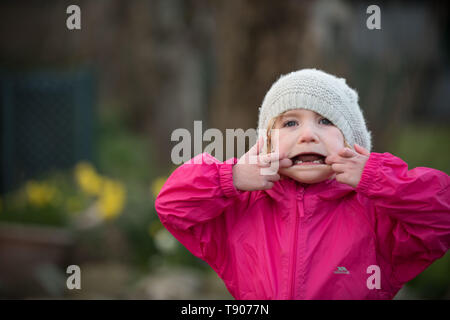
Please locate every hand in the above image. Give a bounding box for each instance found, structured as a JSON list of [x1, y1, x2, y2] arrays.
[[325, 144, 370, 188], [232, 136, 293, 191]]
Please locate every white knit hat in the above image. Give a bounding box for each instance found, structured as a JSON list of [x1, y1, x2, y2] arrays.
[[257, 68, 372, 152]]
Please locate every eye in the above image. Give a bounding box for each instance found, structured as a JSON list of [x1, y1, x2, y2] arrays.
[[283, 120, 298, 127], [319, 118, 333, 125]]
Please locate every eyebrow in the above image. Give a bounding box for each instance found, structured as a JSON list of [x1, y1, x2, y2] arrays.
[[281, 111, 321, 119], [280, 111, 301, 119]]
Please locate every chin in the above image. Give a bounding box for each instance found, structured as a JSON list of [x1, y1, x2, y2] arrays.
[[281, 166, 334, 184]]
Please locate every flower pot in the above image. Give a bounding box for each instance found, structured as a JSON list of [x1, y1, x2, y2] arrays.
[[0, 222, 74, 298]]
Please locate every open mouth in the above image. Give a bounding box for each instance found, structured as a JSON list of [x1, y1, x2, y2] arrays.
[[290, 152, 326, 165]]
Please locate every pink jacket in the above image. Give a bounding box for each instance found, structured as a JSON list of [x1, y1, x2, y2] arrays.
[[155, 152, 450, 299]]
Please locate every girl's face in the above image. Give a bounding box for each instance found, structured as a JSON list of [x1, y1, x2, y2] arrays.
[[271, 109, 346, 184]]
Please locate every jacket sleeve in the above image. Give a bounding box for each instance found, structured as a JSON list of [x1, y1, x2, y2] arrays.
[[154, 153, 245, 274], [356, 152, 450, 288]]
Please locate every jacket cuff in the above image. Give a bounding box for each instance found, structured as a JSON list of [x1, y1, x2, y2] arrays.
[[356, 152, 382, 196], [219, 158, 242, 198]]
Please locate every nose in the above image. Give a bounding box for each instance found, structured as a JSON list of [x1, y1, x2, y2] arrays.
[[297, 123, 319, 144]]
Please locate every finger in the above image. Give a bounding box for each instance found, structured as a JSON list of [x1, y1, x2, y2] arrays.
[[325, 154, 346, 165], [258, 154, 271, 167], [338, 147, 356, 158], [335, 172, 346, 184], [335, 172, 356, 187], [262, 181, 274, 190], [325, 155, 335, 165], [279, 158, 293, 168], [257, 155, 271, 167], [266, 173, 281, 182], [259, 151, 286, 165], [331, 163, 346, 173], [354, 143, 370, 156], [248, 136, 265, 156]]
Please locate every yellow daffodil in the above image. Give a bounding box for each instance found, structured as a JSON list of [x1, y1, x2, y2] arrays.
[[75, 162, 103, 196], [151, 176, 167, 198], [96, 178, 126, 220], [26, 181, 57, 207]]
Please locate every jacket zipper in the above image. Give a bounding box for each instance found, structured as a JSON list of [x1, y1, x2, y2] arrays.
[[290, 188, 304, 299]]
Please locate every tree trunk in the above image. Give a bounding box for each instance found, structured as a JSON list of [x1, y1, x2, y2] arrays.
[[209, 0, 311, 135]]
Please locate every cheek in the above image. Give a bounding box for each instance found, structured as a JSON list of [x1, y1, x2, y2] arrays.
[[278, 134, 297, 154], [271, 131, 289, 151], [323, 128, 345, 150]]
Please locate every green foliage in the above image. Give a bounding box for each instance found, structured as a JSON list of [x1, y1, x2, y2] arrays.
[[385, 123, 450, 299], [98, 107, 155, 183], [0, 171, 90, 228], [385, 124, 450, 174], [96, 105, 205, 271], [407, 252, 450, 299]]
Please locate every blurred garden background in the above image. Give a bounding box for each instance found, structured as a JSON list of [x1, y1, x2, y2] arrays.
[[0, 0, 449, 299]]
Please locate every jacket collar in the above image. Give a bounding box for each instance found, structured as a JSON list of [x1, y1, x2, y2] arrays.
[[263, 176, 355, 201]]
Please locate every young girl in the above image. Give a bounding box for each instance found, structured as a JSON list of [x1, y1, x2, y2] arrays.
[[155, 69, 450, 300]]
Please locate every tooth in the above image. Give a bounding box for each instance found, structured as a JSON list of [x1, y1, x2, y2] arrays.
[[313, 160, 320, 164]]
